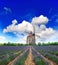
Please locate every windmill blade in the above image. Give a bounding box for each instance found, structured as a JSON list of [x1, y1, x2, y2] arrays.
[[35, 34, 40, 38]]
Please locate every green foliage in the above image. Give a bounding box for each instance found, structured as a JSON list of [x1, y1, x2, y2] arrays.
[[45, 54, 58, 64], [35, 57, 47, 65], [14, 52, 27, 65], [53, 52, 58, 56], [0, 42, 58, 46], [47, 51, 58, 56], [38, 42, 42, 46], [0, 49, 23, 65], [38, 42, 58, 46], [0, 59, 9, 65], [0, 42, 27, 46], [14, 56, 26, 65]]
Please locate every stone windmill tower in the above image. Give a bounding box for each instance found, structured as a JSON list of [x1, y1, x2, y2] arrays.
[[26, 23, 36, 45], [27, 31, 35, 45], [26, 23, 40, 45]]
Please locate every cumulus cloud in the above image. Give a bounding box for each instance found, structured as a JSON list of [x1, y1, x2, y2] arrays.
[[20, 24, 55, 43], [34, 25, 46, 33], [3, 15, 56, 43], [3, 20, 34, 34], [31, 15, 55, 42], [37, 27, 55, 39], [12, 19, 17, 24], [45, 31, 58, 42], [32, 15, 49, 24]]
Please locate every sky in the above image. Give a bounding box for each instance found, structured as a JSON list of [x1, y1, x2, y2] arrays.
[[0, 0, 58, 43]]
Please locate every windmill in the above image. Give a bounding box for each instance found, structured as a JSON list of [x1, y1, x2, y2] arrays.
[[26, 23, 40, 45]]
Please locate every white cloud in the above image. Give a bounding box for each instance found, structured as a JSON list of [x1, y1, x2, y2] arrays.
[[12, 19, 17, 24], [33, 24, 55, 39], [22, 25, 55, 44], [34, 24, 55, 43], [3, 15, 56, 43], [0, 36, 6, 40], [3, 20, 34, 34], [4, 7, 12, 13], [40, 25, 46, 30], [45, 31, 58, 42], [38, 27, 55, 39], [0, 36, 7, 43], [36, 31, 57, 43], [32, 15, 49, 24], [34, 25, 46, 33], [16, 37, 26, 44]]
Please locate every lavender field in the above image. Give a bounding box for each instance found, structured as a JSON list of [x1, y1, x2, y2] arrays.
[[0, 45, 58, 65], [0, 0, 58, 65]]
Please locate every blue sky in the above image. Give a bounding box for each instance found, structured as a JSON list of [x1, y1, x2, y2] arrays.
[[0, 0, 58, 43]]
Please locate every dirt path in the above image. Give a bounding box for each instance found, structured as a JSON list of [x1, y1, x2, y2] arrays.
[[24, 47, 35, 65], [7, 49, 28, 65], [32, 47, 57, 65]]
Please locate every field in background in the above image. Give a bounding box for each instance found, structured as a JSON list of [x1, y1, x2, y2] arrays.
[[0, 42, 58, 65]]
